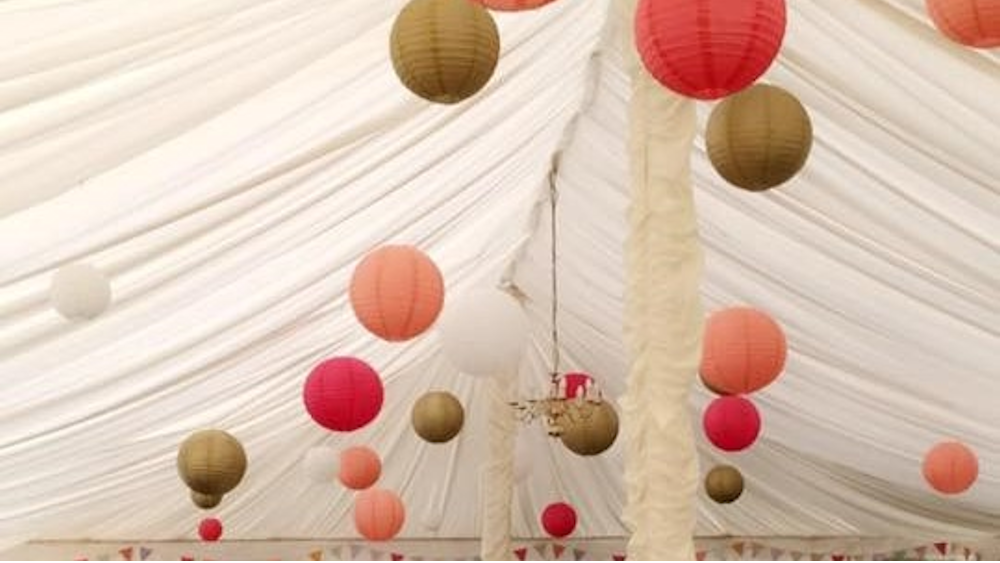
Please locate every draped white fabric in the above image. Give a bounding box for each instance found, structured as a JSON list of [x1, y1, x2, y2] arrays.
[[0, 0, 998, 551]]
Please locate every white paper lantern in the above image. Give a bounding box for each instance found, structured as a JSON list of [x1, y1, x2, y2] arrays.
[[436, 289, 528, 378], [302, 446, 340, 483], [49, 263, 112, 320]]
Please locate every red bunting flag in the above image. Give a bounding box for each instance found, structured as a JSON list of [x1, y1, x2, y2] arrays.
[[964, 547, 972, 559], [180, 557, 194, 561], [613, 554, 626, 561], [833, 555, 845, 561], [695, 551, 705, 561], [553, 544, 566, 559], [392, 554, 404, 561], [935, 543, 948, 556], [514, 548, 528, 561], [733, 543, 745, 557], [119, 547, 134, 561]]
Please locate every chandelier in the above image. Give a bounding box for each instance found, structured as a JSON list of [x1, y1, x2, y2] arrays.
[[508, 159, 605, 438]]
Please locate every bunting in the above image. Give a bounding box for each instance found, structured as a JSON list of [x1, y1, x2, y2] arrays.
[[612, 554, 626, 561], [513, 547, 527, 561], [552, 544, 566, 559], [392, 554, 404, 561], [309, 550, 323, 561], [771, 548, 783, 560], [140, 547, 152, 561], [119, 547, 134, 561], [573, 548, 586, 561], [934, 543, 948, 556]]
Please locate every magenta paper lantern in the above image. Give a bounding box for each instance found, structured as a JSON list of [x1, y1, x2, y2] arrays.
[[198, 518, 223, 542], [561, 372, 593, 399], [303, 357, 384, 432], [541, 502, 577, 538], [703, 395, 761, 452], [635, 0, 786, 100]]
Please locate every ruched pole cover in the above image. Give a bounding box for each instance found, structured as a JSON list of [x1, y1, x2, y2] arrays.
[[620, 0, 703, 559], [479, 375, 516, 560]]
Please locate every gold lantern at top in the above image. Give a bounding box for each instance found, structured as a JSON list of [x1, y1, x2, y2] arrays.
[[390, 0, 500, 104], [706, 84, 813, 192], [177, 429, 247, 496], [412, 391, 465, 443]]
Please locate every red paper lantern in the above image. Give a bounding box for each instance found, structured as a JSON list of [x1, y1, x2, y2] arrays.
[[541, 502, 577, 538], [354, 488, 406, 541], [350, 245, 444, 342], [923, 441, 979, 494], [926, 0, 1000, 48], [303, 357, 384, 432], [473, 0, 557, 10], [561, 372, 593, 399], [703, 396, 761, 452], [701, 307, 787, 395], [198, 518, 223, 542], [340, 446, 382, 490], [635, 0, 786, 100]]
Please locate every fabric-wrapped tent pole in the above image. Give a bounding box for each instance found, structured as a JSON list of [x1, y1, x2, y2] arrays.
[[619, 0, 703, 559], [479, 375, 515, 561]]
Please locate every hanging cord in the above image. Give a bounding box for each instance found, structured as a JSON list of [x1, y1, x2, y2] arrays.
[[548, 157, 561, 388]]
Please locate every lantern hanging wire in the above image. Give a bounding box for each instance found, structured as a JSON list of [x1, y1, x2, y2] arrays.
[[548, 158, 561, 386]]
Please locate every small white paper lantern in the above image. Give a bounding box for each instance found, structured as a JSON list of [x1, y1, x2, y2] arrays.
[[302, 446, 340, 483], [436, 288, 528, 378], [49, 263, 112, 320]]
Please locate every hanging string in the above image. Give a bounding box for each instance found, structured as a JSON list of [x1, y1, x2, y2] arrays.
[[548, 160, 561, 385]]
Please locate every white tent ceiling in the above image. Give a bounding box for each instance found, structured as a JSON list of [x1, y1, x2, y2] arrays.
[[0, 0, 998, 549]]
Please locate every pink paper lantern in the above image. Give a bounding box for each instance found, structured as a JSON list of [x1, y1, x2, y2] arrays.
[[354, 488, 406, 541], [635, 0, 786, 100], [541, 502, 577, 538], [303, 357, 384, 432], [923, 441, 979, 494], [339, 446, 382, 490], [703, 395, 761, 452], [926, 0, 1000, 48], [198, 518, 223, 542], [561, 372, 593, 399], [350, 245, 444, 342], [473, 0, 557, 10], [701, 307, 787, 395]]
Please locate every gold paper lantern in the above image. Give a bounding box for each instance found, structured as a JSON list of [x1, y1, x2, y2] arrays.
[[177, 430, 247, 496], [705, 464, 744, 504], [390, 0, 500, 104], [706, 84, 812, 191], [411, 391, 465, 443], [190, 490, 223, 510], [559, 402, 619, 456]]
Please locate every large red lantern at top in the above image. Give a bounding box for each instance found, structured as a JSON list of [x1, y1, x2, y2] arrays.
[[926, 0, 1000, 48], [635, 0, 787, 100], [303, 357, 384, 432]]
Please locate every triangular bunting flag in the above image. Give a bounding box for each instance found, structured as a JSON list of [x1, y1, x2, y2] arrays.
[[695, 551, 705, 561], [140, 547, 152, 561], [833, 555, 845, 561], [613, 554, 626, 561], [791, 551, 803, 561], [916, 547, 927, 559], [535, 543, 549, 559], [119, 547, 134, 561], [964, 547, 972, 559], [810, 553, 822, 561], [513, 547, 528, 561], [935, 543, 948, 556], [392, 554, 404, 561], [771, 548, 783, 560], [733, 542, 745, 557], [73, 558, 88, 561], [573, 548, 586, 561], [370, 549, 383, 561], [309, 549, 323, 561], [180, 557, 194, 562], [350, 545, 364, 560], [553, 544, 566, 559]]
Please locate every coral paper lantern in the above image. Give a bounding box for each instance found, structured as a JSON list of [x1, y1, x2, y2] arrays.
[[411, 391, 465, 443], [436, 288, 529, 377], [926, 0, 1000, 48], [198, 518, 223, 542], [190, 491, 222, 510], [559, 402, 619, 457], [49, 263, 112, 320], [339, 446, 382, 490], [923, 441, 979, 494], [177, 430, 248, 496], [303, 357, 384, 432], [705, 465, 744, 504], [350, 245, 444, 342], [390, 0, 500, 104], [703, 396, 761, 452], [302, 446, 340, 483], [541, 502, 577, 538], [635, 0, 786, 100], [706, 84, 813, 191], [701, 307, 787, 395], [474, 0, 557, 10], [354, 488, 406, 541]]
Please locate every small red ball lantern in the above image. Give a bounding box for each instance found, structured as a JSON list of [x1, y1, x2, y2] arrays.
[[926, 0, 1000, 48], [303, 357, 384, 432], [703, 395, 761, 452], [701, 307, 787, 395], [923, 441, 979, 494], [198, 518, 223, 542], [561, 372, 593, 399], [541, 502, 577, 538], [635, 0, 786, 100], [350, 245, 444, 342], [355, 488, 406, 541], [474, 0, 557, 10], [340, 446, 382, 490]]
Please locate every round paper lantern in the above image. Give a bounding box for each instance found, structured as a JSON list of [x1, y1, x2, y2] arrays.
[[705, 465, 744, 504], [923, 441, 978, 494], [703, 396, 761, 452], [177, 430, 247, 496], [350, 245, 444, 342], [339, 446, 382, 491], [391, 0, 500, 104], [198, 518, 223, 542], [926, 0, 1000, 48], [190, 491, 222, 510], [559, 402, 619, 456], [699, 371, 731, 396], [541, 502, 577, 538], [701, 307, 787, 395], [635, 0, 786, 100], [411, 391, 465, 443], [302, 446, 340, 483], [303, 357, 384, 432], [706, 84, 813, 191], [436, 288, 529, 377], [474, 0, 557, 10], [49, 263, 112, 320], [354, 488, 406, 541]]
